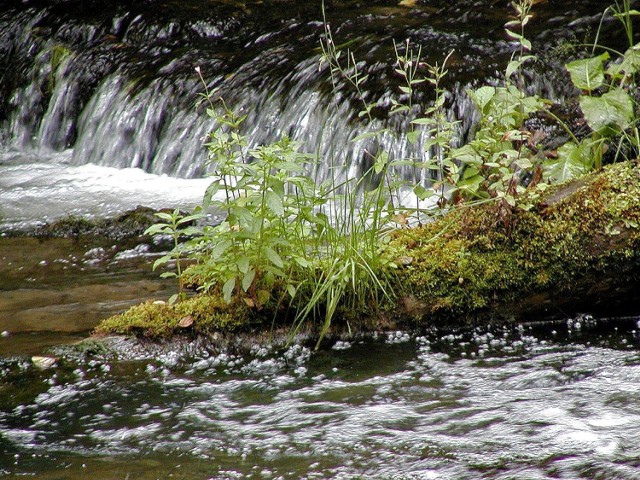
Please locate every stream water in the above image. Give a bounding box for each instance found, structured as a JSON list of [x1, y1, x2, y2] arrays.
[[2, 0, 640, 478], [3, 319, 640, 479]]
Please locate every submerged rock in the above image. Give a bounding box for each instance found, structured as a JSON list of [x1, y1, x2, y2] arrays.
[[30, 206, 181, 240]]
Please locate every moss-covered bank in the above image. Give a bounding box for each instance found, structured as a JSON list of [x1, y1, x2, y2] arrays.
[[96, 161, 640, 340], [392, 160, 640, 323]]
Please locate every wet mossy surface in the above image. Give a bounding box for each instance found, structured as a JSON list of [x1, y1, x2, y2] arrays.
[[391, 160, 640, 325], [30, 206, 179, 240], [95, 161, 640, 339], [94, 295, 254, 338]]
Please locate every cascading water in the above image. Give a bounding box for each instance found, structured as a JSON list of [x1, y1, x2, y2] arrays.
[[1, 1, 628, 179], [0, 0, 635, 230]]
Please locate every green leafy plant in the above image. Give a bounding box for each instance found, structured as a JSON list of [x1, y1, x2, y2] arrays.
[[410, 50, 458, 213], [560, 1, 639, 170], [185, 97, 316, 307], [447, 0, 544, 212], [144, 0, 638, 348], [145, 209, 202, 304], [183, 68, 399, 347]]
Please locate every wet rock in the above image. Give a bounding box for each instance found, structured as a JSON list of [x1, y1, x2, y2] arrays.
[[31, 206, 180, 240], [31, 356, 58, 369]]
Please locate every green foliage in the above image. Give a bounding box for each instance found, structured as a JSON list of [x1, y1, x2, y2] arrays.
[[542, 142, 594, 183], [152, 68, 400, 348], [563, 2, 639, 166], [580, 89, 634, 136], [566, 53, 610, 91], [443, 0, 544, 208], [145, 209, 202, 304], [184, 105, 318, 308], [450, 84, 544, 201]]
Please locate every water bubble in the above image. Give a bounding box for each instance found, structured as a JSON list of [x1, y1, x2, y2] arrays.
[[332, 341, 351, 350]]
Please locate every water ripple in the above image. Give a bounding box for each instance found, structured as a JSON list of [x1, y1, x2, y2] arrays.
[[2, 319, 640, 478]]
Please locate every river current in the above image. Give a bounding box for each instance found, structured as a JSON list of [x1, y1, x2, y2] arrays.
[[2, 318, 640, 479]]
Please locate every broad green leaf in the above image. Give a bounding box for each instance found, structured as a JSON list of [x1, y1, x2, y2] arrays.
[[222, 277, 236, 303], [236, 255, 250, 274], [152, 255, 173, 270], [179, 226, 202, 237], [411, 117, 436, 126], [351, 129, 388, 143], [374, 152, 389, 174], [154, 212, 174, 221], [413, 184, 433, 200], [177, 213, 203, 225], [263, 264, 286, 278], [452, 144, 483, 165], [407, 130, 421, 144], [286, 284, 296, 299], [263, 246, 284, 268], [293, 256, 311, 268], [504, 194, 516, 207], [209, 239, 232, 259], [579, 88, 634, 136], [144, 224, 171, 236], [506, 60, 521, 79], [608, 43, 640, 77], [241, 268, 256, 292], [514, 157, 533, 170], [505, 29, 524, 41], [565, 53, 609, 91], [265, 190, 284, 217], [467, 86, 495, 112], [542, 142, 593, 183], [458, 173, 483, 191], [423, 138, 443, 150]]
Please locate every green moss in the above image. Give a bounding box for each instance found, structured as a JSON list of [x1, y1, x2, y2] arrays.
[[48, 45, 72, 94], [95, 295, 253, 338], [390, 161, 640, 324]]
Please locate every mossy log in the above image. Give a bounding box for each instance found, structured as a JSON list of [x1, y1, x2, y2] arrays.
[[95, 161, 640, 340]]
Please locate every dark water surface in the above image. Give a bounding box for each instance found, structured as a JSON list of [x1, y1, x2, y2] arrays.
[[2, 317, 640, 479], [0, 235, 174, 354]]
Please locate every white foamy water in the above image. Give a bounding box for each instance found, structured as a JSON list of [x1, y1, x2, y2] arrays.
[[0, 150, 212, 231]]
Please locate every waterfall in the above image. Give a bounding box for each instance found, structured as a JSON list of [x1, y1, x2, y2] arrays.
[[0, 0, 631, 182]]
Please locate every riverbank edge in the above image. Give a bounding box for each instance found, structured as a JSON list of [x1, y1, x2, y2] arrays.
[[94, 160, 640, 345]]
